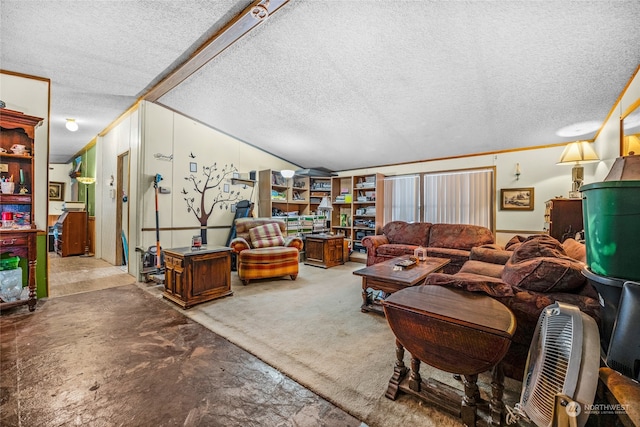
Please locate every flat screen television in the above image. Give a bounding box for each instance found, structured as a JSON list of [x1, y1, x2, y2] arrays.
[[605, 280, 640, 381]]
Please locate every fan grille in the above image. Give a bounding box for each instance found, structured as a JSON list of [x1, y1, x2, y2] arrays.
[[520, 306, 579, 426]]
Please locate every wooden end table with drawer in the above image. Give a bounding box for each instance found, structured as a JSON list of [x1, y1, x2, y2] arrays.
[[304, 234, 344, 268], [163, 246, 232, 309]]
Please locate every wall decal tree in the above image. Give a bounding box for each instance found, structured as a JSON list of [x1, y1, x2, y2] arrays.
[[184, 162, 242, 244]]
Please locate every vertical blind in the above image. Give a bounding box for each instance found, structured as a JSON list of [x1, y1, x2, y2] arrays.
[[383, 174, 420, 223], [423, 169, 494, 229], [384, 168, 494, 230]]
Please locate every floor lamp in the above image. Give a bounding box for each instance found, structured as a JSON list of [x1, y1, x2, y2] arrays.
[[76, 176, 96, 257]]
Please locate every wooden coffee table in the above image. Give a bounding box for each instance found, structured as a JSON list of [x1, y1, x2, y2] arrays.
[[353, 255, 450, 315]]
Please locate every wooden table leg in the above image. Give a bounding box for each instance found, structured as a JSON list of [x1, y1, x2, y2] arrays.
[[361, 280, 370, 312], [27, 259, 37, 312], [490, 363, 505, 426], [409, 356, 422, 392], [462, 374, 479, 427], [386, 339, 408, 400]]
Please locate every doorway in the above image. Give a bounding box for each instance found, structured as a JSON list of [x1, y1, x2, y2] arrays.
[[115, 152, 130, 268]]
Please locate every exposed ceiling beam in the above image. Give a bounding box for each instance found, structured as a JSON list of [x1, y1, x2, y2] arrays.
[[143, 0, 289, 103]]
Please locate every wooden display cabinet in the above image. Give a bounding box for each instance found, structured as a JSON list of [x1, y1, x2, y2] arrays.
[[352, 173, 384, 261], [258, 169, 311, 217], [330, 173, 384, 263], [0, 109, 44, 312], [330, 175, 353, 248], [304, 234, 344, 268], [163, 246, 232, 309], [309, 177, 331, 216], [544, 198, 583, 242], [53, 211, 87, 256]]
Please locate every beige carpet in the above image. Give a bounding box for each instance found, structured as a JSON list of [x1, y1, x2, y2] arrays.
[[144, 262, 523, 427]]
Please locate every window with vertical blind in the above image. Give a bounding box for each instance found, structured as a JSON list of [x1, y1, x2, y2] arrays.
[[384, 168, 494, 230], [423, 169, 494, 229], [383, 174, 420, 223]]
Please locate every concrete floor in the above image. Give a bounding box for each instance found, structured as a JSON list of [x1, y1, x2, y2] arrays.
[[0, 256, 363, 426]]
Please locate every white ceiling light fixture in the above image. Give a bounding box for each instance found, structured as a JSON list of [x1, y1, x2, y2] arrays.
[[555, 121, 601, 138], [65, 118, 79, 132], [280, 169, 295, 179]]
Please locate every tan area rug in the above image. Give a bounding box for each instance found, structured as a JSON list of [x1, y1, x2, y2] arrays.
[[150, 262, 523, 427]]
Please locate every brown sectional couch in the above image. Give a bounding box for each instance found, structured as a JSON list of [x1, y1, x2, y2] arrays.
[[361, 221, 495, 274], [423, 234, 600, 381]]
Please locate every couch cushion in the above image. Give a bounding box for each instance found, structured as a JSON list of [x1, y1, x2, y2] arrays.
[[460, 259, 504, 279], [509, 234, 566, 263], [238, 246, 299, 264], [428, 224, 494, 250], [504, 235, 528, 251], [470, 246, 512, 265], [235, 218, 286, 243], [382, 221, 431, 246], [424, 272, 514, 297], [376, 243, 417, 258], [562, 238, 586, 263], [249, 223, 285, 248], [502, 235, 586, 292], [503, 256, 586, 293]]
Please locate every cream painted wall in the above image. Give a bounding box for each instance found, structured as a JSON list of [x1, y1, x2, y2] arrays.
[[95, 108, 140, 266], [0, 73, 49, 229], [593, 66, 640, 179], [94, 101, 295, 279], [138, 102, 296, 254], [342, 144, 599, 236], [48, 163, 75, 218]]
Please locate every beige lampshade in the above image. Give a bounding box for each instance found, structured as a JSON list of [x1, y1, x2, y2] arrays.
[[624, 134, 640, 156], [557, 141, 599, 165], [76, 176, 96, 185], [318, 196, 333, 210]]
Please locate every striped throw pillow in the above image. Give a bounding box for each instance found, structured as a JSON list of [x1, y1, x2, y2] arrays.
[[249, 223, 285, 248]]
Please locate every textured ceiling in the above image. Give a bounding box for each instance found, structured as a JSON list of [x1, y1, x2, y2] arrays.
[[1, 1, 639, 170]]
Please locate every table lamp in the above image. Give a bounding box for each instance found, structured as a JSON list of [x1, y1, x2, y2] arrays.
[[557, 141, 599, 198]]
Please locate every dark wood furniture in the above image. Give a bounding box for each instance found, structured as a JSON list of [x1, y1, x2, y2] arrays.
[[1, 109, 43, 313], [544, 197, 583, 242], [304, 234, 344, 268], [53, 211, 87, 257], [353, 255, 450, 315], [0, 230, 38, 311], [383, 286, 516, 427], [163, 246, 232, 309]]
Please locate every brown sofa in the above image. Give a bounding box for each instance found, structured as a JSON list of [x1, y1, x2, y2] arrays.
[[361, 221, 495, 274], [423, 234, 600, 381]]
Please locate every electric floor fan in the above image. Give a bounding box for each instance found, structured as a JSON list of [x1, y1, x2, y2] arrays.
[[506, 302, 600, 427]]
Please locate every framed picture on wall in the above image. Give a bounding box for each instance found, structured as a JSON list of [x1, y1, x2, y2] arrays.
[[49, 181, 65, 201], [500, 187, 534, 210]]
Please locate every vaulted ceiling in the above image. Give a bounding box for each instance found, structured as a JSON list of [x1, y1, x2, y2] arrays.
[[1, 1, 639, 171]]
